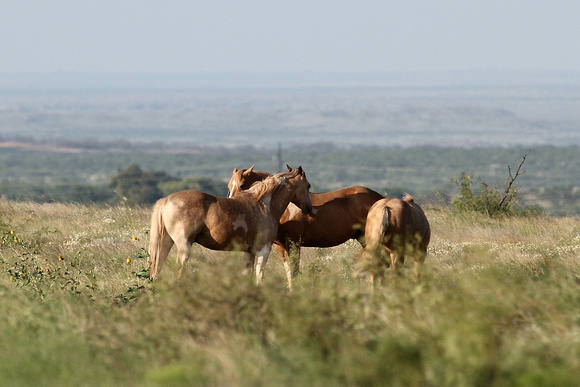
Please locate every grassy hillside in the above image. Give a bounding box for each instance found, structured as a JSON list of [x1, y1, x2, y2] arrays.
[[1, 200, 580, 385]]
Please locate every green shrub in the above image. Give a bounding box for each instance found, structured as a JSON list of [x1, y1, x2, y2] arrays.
[[450, 152, 541, 217]]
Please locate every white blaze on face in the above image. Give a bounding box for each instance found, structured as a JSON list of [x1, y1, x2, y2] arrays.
[[228, 181, 237, 198]]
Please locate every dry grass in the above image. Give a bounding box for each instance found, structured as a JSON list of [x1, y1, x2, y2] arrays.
[[1, 200, 580, 386]]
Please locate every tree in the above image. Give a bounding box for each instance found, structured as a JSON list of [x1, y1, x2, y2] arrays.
[[450, 151, 540, 217], [107, 164, 168, 206]]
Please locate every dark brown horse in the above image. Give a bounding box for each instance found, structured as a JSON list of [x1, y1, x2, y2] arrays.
[[228, 166, 384, 285], [148, 166, 312, 287], [359, 194, 430, 283]]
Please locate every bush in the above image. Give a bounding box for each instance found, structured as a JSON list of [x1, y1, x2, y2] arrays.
[[107, 164, 169, 205], [450, 152, 541, 217]]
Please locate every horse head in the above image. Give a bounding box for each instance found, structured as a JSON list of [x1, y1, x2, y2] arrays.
[[228, 165, 270, 198], [283, 164, 313, 215]]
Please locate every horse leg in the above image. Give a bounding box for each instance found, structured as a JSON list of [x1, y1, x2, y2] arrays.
[[390, 250, 404, 276], [254, 245, 272, 285], [413, 260, 423, 283], [289, 242, 301, 278], [273, 242, 293, 289], [174, 235, 192, 278], [243, 252, 255, 276], [282, 258, 293, 292], [413, 250, 427, 283]]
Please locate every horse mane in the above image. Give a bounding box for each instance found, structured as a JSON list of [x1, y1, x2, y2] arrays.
[[252, 170, 271, 179], [247, 170, 271, 189], [403, 193, 414, 203], [241, 169, 298, 201]]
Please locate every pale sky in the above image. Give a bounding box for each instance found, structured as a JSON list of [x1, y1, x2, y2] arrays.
[[1, 0, 579, 74]]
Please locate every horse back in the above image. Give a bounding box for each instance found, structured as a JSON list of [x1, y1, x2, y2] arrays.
[[311, 185, 383, 223], [278, 186, 382, 247], [400, 194, 431, 249], [164, 189, 274, 251], [408, 201, 430, 249], [366, 197, 418, 242], [311, 185, 382, 205]]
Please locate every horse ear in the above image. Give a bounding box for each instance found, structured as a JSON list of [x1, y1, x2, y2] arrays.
[[286, 164, 292, 172], [233, 168, 238, 173], [297, 166, 304, 175], [243, 165, 255, 176]]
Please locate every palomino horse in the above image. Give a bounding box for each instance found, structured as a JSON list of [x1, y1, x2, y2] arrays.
[[228, 166, 384, 285], [359, 194, 430, 283], [148, 166, 312, 287]]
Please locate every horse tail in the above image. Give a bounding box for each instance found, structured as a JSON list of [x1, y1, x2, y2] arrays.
[[148, 198, 167, 280], [358, 201, 388, 278], [379, 205, 390, 237]]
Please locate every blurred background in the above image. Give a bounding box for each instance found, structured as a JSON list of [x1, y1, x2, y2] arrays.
[[1, 1, 579, 214]]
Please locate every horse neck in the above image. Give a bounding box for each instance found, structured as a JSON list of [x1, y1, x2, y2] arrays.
[[265, 184, 294, 219], [245, 171, 270, 187], [253, 171, 271, 180]]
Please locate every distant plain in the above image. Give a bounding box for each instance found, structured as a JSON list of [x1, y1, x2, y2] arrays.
[[1, 72, 579, 214], [2, 72, 580, 149]]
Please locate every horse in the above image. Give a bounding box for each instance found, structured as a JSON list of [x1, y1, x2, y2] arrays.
[[148, 165, 312, 287], [359, 194, 430, 283], [228, 165, 270, 197], [227, 166, 384, 286]]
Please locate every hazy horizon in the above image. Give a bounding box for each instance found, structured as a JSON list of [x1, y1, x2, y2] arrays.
[[2, 2, 580, 74], [2, 2, 580, 149], [1, 79, 579, 149]]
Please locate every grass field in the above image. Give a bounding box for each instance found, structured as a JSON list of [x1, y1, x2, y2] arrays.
[[1, 200, 579, 386]]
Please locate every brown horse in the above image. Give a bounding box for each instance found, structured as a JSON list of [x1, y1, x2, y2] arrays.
[[148, 166, 312, 286], [359, 194, 430, 283], [228, 165, 270, 197], [228, 166, 384, 285]]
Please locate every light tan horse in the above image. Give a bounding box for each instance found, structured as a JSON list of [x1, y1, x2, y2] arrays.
[[228, 166, 384, 286], [359, 194, 430, 283], [148, 166, 312, 286]]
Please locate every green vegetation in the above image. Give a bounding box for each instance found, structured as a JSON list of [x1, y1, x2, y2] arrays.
[[449, 151, 542, 217], [0, 144, 579, 215], [1, 201, 579, 385]]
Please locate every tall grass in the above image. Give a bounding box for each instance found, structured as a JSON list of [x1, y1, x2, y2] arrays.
[[1, 200, 579, 386]]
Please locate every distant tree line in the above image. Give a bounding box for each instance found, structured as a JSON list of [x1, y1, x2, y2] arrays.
[[1, 145, 579, 215], [0, 164, 227, 206]]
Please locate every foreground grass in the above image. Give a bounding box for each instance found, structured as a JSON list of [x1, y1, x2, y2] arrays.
[[1, 200, 579, 386]]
